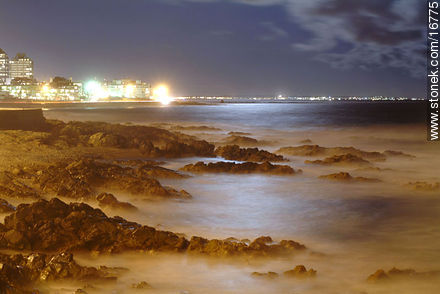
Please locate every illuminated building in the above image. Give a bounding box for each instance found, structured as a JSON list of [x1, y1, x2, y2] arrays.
[[105, 79, 151, 99], [0, 48, 9, 84], [9, 53, 34, 79], [0, 78, 38, 99], [38, 77, 84, 101]]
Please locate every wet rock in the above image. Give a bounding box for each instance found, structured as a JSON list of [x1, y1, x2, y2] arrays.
[[88, 132, 126, 148], [131, 281, 153, 289], [32, 158, 190, 200], [44, 120, 215, 158], [277, 145, 386, 161], [187, 235, 305, 257], [251, 271, 279, 279], [0, 252, 117, 293], [283, 265, 317, 278], [383, 150, 415, 158], [405, 181, 440, 192], [223, 135, 260, 146], [319, 172, 381, 183], [367, 267, 440, 283], [96, 193, 137, 211], [215, 145, 287, 162], [0, 172, 40, 199], [135, 163, 190, 179], [0, 198, 15, 213], [0, 198, 306, 257], [305, 154, 370, 166], [228, 131, 251, 136], [180, 161, 297, 175]]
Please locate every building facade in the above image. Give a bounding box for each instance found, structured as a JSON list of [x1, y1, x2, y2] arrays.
[[9, 53, 33, 79], [105, 79, 151, 99], [0, 48, 9, 84]]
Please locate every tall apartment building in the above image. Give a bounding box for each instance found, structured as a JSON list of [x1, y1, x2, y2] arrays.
[[0, 48, 9, 84], [9, 53, 34, 79]]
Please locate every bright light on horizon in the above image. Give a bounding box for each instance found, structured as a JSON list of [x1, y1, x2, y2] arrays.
[[153, 85, 173, 105], [85, 80, 108, 101]]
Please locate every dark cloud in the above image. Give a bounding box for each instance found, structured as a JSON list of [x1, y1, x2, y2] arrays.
[[182, 0, 426, 77]]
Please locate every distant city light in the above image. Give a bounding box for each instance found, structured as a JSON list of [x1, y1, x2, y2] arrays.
[[85, 80, 108, 101], [153, 85, 172, 105]]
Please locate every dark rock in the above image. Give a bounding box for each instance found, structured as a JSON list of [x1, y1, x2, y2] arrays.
[[0, 199, 15, 213], [0, 252, 117, 293], [223, 135, 260, 146], [0, 198, 306, 258], [132, 281, 153, 289], [0, 172, 40, 199], [96, 193, 137, 211], [367, 267, 440, 283], [277, 145, 386, 161], [319, 172, 380, 183], [32, 158, 190, 200], [180, 161, 297, 175], [215, 145, 287, 162], [283, 265, 317, 278], [305, 154, 370, 166]]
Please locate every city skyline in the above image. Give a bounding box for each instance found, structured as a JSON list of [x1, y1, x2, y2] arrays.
[[0, 0, 426, 97]]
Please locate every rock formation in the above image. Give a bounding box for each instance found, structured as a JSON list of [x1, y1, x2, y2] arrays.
[[96, 193, 137, 211], [215, 145, 287, 162], [276, 144, 403, 162], [283, 265, 317, 279], [180, 161, 297, 175], [319, 172, 380, 182], [0, 251, 119, 293], [305, 154, 370, 166], [30, 158, 191, 200], [367, 267, 440, 283], [0, 198, 16, 213], [0, 198, 306, 257], [405, 181, 440, 192]]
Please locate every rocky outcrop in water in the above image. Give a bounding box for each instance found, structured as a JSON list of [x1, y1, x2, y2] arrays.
[[0, 198, 15, 213], [276, 145, 405, 162], [43, 120, 215, 158], [215, 145, 287, 162], [305, 154, 370, 166], [367, 268, 440, 283], [96, 193, 137, 211], [180, 161, 297, 175], [0, 252, 119, 293], [0, 172, 40, 199], [222, 135, 261, 147], [319, 172, 380, 182], [0, 198, 306, 257], [251, 265, 316, 280], [405, 181, 440, 192], [283, 265, 317, 278], [30, 158, 190, 200]]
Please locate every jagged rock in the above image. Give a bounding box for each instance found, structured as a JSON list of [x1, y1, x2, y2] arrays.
[[0, 199, 15, 213], [277, 145, 387, 161], [228, 131, 251, 136], [170, 125, 222, 131], [132, 281, 153, 289], [405, 181, 440, 192], [0, 252, 117, 293], [0, 198, 305, 257], [44, 120, 215, 158], [251, 271, 279, 279], [283, 265, 317, 278], [180, 161, 297, 175], [319, 172, 380, 182], [305, 154, 370, 166], [215, 145, 287, 162], [223, 135, 262, 146], [135, 163, 190, 179], [0, 172, 40, 199], [88, 132, 126, 148], [366, 267, 440, 283], [32, 158, 190, 200], [96, 193, 137, 211], [383, 150, 415, 158], [187, 235, 305, 257]]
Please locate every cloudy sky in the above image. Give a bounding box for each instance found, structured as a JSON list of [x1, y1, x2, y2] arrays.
[[0, 0, 426, 97]]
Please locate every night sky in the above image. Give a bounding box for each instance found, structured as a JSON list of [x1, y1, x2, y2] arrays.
[[0, 0, 426, 97]]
